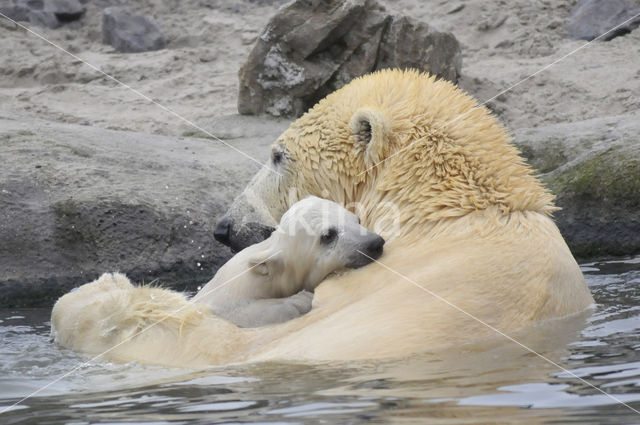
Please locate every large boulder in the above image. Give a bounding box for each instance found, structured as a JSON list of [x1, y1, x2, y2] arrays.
[[238, 0, 461, 117], [565, 0, 640, 41], [102, 7, 167, 53], [0, 114, 291, 307], [515, 112, 640, 259]]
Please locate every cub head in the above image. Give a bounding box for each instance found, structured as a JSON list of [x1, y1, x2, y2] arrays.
[[247, 196, 384, 291]]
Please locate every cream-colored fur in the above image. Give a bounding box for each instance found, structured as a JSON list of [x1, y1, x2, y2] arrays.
[[51, 69, 594, 367], [192, 196, 383, 327]]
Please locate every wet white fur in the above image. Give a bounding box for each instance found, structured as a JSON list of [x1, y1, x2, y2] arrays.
[[192, 196, 379, 327]]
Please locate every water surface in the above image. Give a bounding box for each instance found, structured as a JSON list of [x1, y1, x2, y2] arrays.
[[1, 257, 640, 424]]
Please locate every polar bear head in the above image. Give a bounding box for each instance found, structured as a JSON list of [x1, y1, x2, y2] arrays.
[[247, 196, 385, 292], [215, 69, 556, 251]]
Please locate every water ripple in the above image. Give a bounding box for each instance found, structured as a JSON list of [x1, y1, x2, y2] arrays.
[[1, 256, 639, 424]]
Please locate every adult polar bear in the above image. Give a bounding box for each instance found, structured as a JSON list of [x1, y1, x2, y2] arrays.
[[52, 69, 593, 367]]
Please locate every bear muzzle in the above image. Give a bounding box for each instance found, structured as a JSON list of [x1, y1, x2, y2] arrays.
[[346, 234, 385, 269], [214, 216, 275, 252]]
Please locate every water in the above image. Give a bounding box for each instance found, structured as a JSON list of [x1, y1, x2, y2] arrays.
[[1, 257, 640, 425]]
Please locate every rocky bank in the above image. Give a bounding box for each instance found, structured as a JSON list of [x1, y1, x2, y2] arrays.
[[0, 113, 289, 307]]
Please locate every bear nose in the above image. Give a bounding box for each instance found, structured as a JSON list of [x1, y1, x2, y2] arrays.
[[364, 235, 385, 260], [214, 216, 233, 245]]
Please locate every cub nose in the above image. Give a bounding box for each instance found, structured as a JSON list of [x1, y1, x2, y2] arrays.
[[214, 216, 233, 245], [364, 235, 385, 260]]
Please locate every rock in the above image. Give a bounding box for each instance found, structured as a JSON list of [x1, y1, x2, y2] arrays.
[[11, 0, 86, 29], [102, 7, 167, 53], [0, 1, 30, 22], [0, 113, 291, 308], [565, 0, 640, 41], [238, 0, 461, 117], [447, 4, 465, 14], [376, 15, 462, 82], [29, 9, 60, 28], [515, 112, 640, 259]]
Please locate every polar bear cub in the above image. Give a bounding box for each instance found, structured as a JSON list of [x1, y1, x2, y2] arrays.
[[193, 196, 384, 328]]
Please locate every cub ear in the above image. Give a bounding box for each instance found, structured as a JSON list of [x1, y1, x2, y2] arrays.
[[350, 108, 391, 166], [248, 250, 283, 276]]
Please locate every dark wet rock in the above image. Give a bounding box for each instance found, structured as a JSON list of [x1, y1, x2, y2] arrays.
[[565, 0, 640, 41], [515, 112, 640, 259], [0, 114, 290, 308], [102, 7, 167, 53], [238, 0, 461, 117]]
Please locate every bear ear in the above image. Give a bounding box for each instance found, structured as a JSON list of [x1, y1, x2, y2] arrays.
[[248, 250, 283, 277], [350, 108, 391, 166], [248, 258, 269, 276]]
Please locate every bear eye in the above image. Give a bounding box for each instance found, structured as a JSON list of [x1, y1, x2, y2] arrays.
[[320, 227, 338, 245], [272, 150, 284, 165]]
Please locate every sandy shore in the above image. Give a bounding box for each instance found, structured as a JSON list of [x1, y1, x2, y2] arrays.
[[1, 0, 638, 137]]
